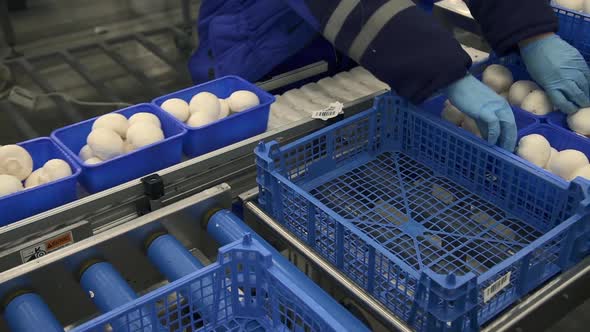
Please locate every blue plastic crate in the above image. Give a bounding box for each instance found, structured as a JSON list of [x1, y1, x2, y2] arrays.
[[552, 3, 590, 60], [153, 76, 275, 158], [0, 138, 81, 226], [72, 235, 345, 332], [420, 94, 539, 137], [256, 94, 590, 331], [51, 104, 186, 193]]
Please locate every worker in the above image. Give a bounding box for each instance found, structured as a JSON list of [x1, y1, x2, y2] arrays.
[[189, 0, 590, 151]]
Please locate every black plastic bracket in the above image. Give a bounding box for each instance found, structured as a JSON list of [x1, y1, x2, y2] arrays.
[[136, 174, 165, 216]]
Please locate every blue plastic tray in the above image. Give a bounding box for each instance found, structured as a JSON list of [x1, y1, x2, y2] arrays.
[[256, 94, 590, 331], [421, 94, 538, 137], [552, 3, 590, 60], [72, 235, 344, 332], [0, 138, 81, 226], [51, 104, 186, 193], [153, 76, 275, 158]]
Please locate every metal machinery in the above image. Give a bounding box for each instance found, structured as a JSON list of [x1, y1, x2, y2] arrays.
[[0, 1, 588, 331]]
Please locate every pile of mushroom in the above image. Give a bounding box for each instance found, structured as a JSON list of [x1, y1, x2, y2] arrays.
[[79, 112, 165, 165], [160, 90, 260, 128], [0, 145, 72, 197]]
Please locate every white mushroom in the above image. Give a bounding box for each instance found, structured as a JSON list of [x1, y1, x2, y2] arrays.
[[508, 80, 539, 107], [25, 169, 47, 189], [41, 159, 72, 181], [218, 99, 230, 119], [521, 90, 553, 115], [189, 92, 221, 118], [92, 113, 129, 138], [482, 64, 513, 93], [547, 149, 590, 180], [0, 145, 33, 181], [571, 164, 590, 180], [227, 90, 261, 113], [126, 123, 165, 148], [187, 112, 218, 128], [0, 174, 24, 196], [517, 134, 551, 167], [128, 112, 161, 128], [87, 128, 125, 160], [460, 117, 482, 138], [441, 100, 465, 126], [161, 98, 190, 122], [544, 148, 559, 170], [123, 141, 135, 153], [567, 108, 590, 136], [78, 145, 95, 161], [85, 157, 103, 165]]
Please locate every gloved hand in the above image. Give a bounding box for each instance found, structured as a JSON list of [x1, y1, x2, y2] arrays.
[[445, 74, 517, 151], [520, 34, 590, 115]]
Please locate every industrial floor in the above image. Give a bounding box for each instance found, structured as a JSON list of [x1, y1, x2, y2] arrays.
[[0, 0, 199, 143], [0, 1, 589, 331]]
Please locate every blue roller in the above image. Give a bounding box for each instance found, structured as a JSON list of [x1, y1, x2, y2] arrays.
[[207, 209, 369, 332], [80, 262, 164, 332], [145, 233, 224, 324], [146, 234, 204, 281], [4, 292, 63, 332]]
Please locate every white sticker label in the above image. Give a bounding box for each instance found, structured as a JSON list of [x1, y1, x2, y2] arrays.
[[20, 231, 74, 263], [483, 271, 511, 303], [312, 102, 344, 120]]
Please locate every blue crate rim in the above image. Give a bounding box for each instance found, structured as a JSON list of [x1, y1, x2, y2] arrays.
[[152, 75, 276, 131], [552, 3, 590, 19], [275, 96, 571, 190], [0, 137, 81, 201], [518, 123, 590, 185], [71, 235, 344, 332], [51, 103, 187, 169], [260, 95, 590, 288]]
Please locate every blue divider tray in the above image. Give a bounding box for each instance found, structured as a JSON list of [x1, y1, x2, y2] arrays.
[[0, 138, 81, 226], [518, 124, 590, 182], [153, 76, 275, 158], [52, 103, 186, 193]]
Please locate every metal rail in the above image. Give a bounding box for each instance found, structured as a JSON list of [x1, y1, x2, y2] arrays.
[[0, 93, 380, 273], [244, 201, 414, 332], [1, 26, 192, 132], [243, 193, 590, 332]]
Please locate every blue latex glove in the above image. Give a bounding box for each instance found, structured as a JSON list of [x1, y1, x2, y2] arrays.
[[520, 34, 590, 114], [445, 74, 517, 151]]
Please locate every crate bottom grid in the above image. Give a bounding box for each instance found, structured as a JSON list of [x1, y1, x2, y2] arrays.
[[305, 152, 544, 277]]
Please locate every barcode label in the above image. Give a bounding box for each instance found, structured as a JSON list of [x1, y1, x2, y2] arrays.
[[483, 272, 511, 303], [312, 102, 344, 120]]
